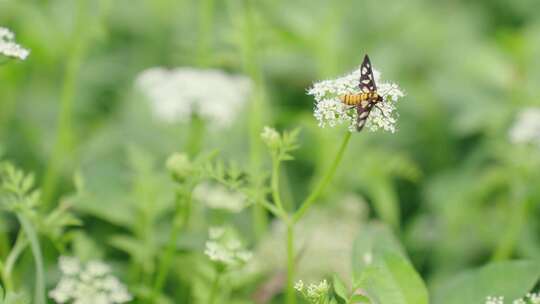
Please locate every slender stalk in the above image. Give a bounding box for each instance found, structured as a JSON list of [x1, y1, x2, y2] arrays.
[[271, 154, 285, 212], [286, 224, 296, 304], [197, 0, 215, 66], [227, 0, 269, 239], [2, 231, 27, 292], [293, 132, 351, 223], [41, 0, 88, 206], [208, 269, 223, 304], [151, 187, 193, 300], [17, 214, 45, 304], [186, 116, 206, 156], [492, 196, 529, 260]]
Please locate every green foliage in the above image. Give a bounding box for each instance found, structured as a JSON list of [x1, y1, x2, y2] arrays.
[[432, 261, 540, 304], [1, 0, 540, 303]]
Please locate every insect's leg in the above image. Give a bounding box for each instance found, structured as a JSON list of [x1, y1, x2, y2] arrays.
[[375, 104, 389, 119]]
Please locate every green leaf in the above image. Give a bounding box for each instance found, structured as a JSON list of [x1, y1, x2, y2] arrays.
[[355, 252, 429, 304], [333, 274, 349, 301], [432, 260, 540, 304], [352, 222, 406, 278]]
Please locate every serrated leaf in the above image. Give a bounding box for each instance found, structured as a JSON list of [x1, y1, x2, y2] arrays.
[[432, 260, 540, 304]]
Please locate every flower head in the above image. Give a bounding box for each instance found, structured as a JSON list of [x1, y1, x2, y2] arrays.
[[204, 226, 252, 267], [509, 107, 540, 146], [294, 279, 330, 304], [135, 67, 252, 128], [0, 27, 29, 60], [486, 293, 540, 304], [261, 126, 281, 149], [194, 182, 247, 212], [308, 61, 404, 133], [49, 256, 132, 304]]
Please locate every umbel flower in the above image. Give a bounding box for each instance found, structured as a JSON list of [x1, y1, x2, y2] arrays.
[[0, 27, 29, 60], [49, 256, 132, 304], [509, 107, 540, 146], [485, 293, 540, 304], [194, 182, 247, 213], [135, 67, 252, 128], [204, 226, 252, 268], [294, 279, 330, 304], [307, 60, 404, 133]]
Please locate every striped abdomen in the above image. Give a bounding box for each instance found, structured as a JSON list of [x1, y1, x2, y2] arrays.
[[339, 92, 379, 106]]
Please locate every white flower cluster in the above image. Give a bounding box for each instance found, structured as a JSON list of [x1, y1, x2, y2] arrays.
[[194, 182, 247, 213], [135, 67, 252, 128], [49, 256, 132, 304], [0, 27, 29, 60], [509, 107, 540, 146], [261, 126, 280, 149], [307, 65, 404, 133], [486, 293, 540, 304], [204, 227, 252, 267], [294, 279, 330, 303]]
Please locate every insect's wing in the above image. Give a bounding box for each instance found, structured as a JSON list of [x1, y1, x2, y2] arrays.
[[358, 54, 377, 92]]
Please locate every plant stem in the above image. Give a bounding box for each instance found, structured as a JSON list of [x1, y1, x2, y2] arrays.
[[151, 187, 193, 300], [1, 231, 27, 292], [271, 155, 285, 212], [186, 116, 206, 156], [293, 131, 351, 223], [197, 0, 214, 66], [286, 224, 296, 304], [208, 269, 222, 304], [41, 0, 88, 206], [17, 214, 45, 304]]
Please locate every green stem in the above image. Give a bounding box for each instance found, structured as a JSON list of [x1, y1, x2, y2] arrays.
[[293, 132, 351, 223], [2, 231, 27, 292], [238, 0, 268, 240], [17, 214, 45, 304], [286, 224, 296, 304], [208, 269, 222, 304], [197, 0, 214, 66], [271, 154, 285, 212], [151, 187, 193, 300], [492, 198, 529, 261], [42, 0, 88, 206], [186, 116, 206, 156]]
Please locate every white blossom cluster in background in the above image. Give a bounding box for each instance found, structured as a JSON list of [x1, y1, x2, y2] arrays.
[[0, 27, 29, 60], [49, 256, 132, 304], [294, 279, 330, 304], [135, 67, 252, 128], [204, 226, 252, 267], [486, 293, 540, 304], [307, 65, 404, 133], [509, 107, 540, 146], [193, 182, 247, 213]]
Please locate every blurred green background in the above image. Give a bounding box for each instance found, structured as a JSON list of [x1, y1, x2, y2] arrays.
[[1, 0, 540, 303]]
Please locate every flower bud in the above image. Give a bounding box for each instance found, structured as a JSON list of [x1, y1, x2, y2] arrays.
[[166, 153, 193, 182]]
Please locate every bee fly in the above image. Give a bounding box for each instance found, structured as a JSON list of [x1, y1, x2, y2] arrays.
[[339, 54, 384, 131]]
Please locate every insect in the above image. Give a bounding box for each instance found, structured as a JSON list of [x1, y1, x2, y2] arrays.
[[339, 54, 384, 131]]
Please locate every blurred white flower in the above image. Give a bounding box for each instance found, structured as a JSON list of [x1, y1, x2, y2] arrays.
[[261, 126, 280, 149], [254, 194, 368, 282], [308, 65, 404, 133], [486, 296, 504, 304], [49, 256, 132, 304], [509, 107, 540, 146], [0, 27, 29, 60], [194, 182, 247, 212], [204, 226, 252, 267], [135, 67, 252, 128], [486, 293, 540, 304], [295, 279, 330, 303]]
